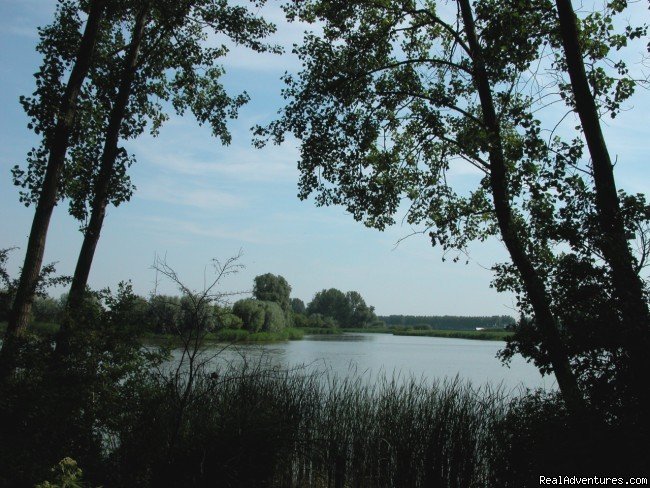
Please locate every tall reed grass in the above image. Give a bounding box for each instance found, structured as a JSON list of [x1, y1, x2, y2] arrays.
[[114, 359, 511, 488]]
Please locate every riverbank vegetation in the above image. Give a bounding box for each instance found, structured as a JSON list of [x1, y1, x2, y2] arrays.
[[394, 329, 513, 341], [380, 315, 516, 330]]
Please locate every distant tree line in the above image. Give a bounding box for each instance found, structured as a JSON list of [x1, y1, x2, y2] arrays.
[[0, 267, 384, 333], [380, 315, 516, 331]]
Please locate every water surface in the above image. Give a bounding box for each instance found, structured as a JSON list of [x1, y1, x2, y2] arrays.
[[189, 333, 555, 393]]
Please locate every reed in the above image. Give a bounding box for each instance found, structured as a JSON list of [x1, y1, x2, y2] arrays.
[[115, 360, 510, 487]]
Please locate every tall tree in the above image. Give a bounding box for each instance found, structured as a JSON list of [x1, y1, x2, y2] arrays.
[[253, 273, 292, 313], [258, 0, 586, 411], [552, 0, 650, 405], [66, 2, 150, 312], [1, 0, 107, 372], [290, 297, 306, 315], [345, 291, 376, 327], [63, 0, 279, 321]]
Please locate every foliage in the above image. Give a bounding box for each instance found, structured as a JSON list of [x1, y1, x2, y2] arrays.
[[232, 298, 287, 333], [305, 312, 338, 329], [253, 273, 292, 313], [382, 315, 516, 330], [261, 300, 286, 332], [145, 294, 181, 333], [32, 297, 64, 324], [290, 297, 306, 314], [0, 284, 166, 487], [219, 310, 243, 330], [35, 457, 86, 488], [0, 247, 70, 322], [307, 288, 378, 327], [12, 0, 281, 223], [232, 298, 266, 333]]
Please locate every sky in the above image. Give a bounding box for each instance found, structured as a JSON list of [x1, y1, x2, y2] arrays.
[[1, 1, 649, 316]]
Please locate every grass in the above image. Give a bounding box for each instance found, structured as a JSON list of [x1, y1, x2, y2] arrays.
[[116, 362, 513, 487], [393, 328, 513, 341], [345, 326, 392, 333], [2, 321, 511, 343], [296, 326, 343, 335], [145, 327, 305, 344], [296, 326, 392, 334], [208, 326, 304, 342]]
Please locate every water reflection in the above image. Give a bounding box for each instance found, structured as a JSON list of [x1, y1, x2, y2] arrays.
[[305, 333, 374, 342], [168, 332, 556, 393]]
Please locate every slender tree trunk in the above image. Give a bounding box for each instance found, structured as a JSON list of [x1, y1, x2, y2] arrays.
[[0, 0, 106, 374], [65, 5, 150, 318], [458, 0, 586, 414], [554, 0, 650, 400]]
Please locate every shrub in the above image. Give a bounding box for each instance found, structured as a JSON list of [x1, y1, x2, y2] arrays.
[[232, 299, 265, 332], [261, 301, 285, 332]]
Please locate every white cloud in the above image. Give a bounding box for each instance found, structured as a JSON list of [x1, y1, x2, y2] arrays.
[[137, 215, 287, 246], [136, 175, 246, 210], [130, 125, 300, 184], [205, 2, 321, 74]]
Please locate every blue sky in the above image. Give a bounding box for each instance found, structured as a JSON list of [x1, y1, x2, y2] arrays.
[[1, 1, 648, 316]]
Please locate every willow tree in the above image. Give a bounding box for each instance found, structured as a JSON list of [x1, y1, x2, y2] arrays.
[[257, 0, 594, 411]]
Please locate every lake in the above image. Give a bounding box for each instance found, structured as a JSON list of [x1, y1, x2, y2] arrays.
[[183, 332, 555, 393]]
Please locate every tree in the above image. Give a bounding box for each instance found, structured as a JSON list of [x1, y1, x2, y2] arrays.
[[64, 0, 280, 320], [232, 299, 265, 333], [345, 291, 376, 328], [307, 288, 350, 325], [305, 289, 377, 327], [146, 295, 181, 334], [290, 297, 306, 315], [261, 301, 286, 332], [550, 0, 650, 410], [258, 0, 587, 411], [253, 273, 292, 313], [3, 0, 107, 350], [231, 298, 287, 333]]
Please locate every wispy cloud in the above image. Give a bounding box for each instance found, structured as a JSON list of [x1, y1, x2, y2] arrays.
[[136, 176, 246, 210], [130, 126, 300, 184], [207, 2, 318, 74], [137, 215, 288, 246]]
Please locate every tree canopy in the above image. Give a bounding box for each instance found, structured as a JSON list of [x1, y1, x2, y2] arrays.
[[253, 273, 292, 313], [256, 0, 650, 413], [307, 288, 378, 327]]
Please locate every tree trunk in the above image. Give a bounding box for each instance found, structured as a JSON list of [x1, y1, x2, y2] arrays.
[[554, 0, 650, 401], [65, 5, 150, 317], [458, 0, 586, 414], [0, 0, 106, 373]]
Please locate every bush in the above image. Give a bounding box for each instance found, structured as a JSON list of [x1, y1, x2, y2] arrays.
[[231, 299, 288, 333], [0, 286, 165, 488], [232, 299, 265, 332], [307, 313, 338, 329], [292, 312, 309, 328], [261, 301, 285, 332], [219, 311, 243, 329], [145, 295, 181, 333]]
